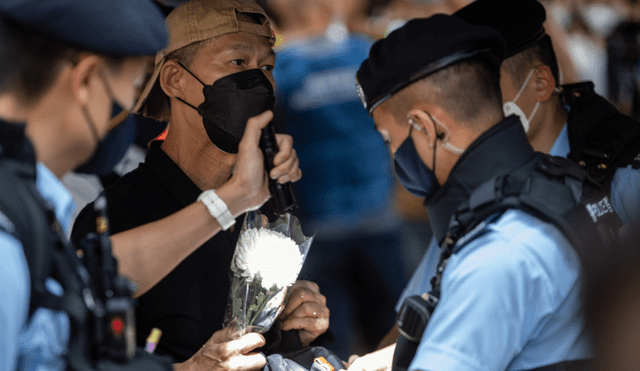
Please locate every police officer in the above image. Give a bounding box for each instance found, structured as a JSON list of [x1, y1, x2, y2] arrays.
[[455, 0, 640, 226], [0, 0, 171, 370], [350, 14, 616, 370], [383, 0, 639, 360]]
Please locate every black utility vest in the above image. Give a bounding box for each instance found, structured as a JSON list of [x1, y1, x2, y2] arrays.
[[563, 81, 640, 195], [0, 121, 172, 371]]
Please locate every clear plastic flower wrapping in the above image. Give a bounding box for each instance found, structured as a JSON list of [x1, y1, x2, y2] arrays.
[[223, 209, 314, 335]]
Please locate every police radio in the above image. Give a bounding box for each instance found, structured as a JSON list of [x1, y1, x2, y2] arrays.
[[392, 294, 438, 371], [80, 193, 136, 362]]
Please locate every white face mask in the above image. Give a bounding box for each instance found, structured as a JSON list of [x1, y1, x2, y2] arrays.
[[503, 69, 539, 133]]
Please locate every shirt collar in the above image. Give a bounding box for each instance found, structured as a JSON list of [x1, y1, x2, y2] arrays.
[[36, 163, 76, 234], [145, 141, 203, 207], [549, 123, 570, 158], [0, 119, 36, 162]]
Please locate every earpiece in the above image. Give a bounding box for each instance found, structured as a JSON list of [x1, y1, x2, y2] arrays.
[[408, 118, 423, 132], [78, 89, 88, 103]]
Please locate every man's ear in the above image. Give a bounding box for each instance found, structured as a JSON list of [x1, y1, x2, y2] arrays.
[[409, 107, 439, 147], [534, 65, 557, 103], [159, 59, 186, 99], [71, 54, 102, 106]]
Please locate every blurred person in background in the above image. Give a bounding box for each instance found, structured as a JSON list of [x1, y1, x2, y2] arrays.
[[260, 0, 406, 359], [544, 0, 638, 97], [582, 226, 640, 371]]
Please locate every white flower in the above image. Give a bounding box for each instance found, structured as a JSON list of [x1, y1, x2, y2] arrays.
[[233, 228, 303, 289]]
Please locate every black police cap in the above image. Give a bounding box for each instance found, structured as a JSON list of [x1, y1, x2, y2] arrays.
[[0, 0, 168, 56], [356, 14, 506, 115], [454, 0, 546, 59]]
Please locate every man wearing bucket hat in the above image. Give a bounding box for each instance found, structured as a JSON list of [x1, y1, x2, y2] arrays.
[[348, 13, 619, 371], [0, 0, 175, 370], [72, 0, 329, 368]]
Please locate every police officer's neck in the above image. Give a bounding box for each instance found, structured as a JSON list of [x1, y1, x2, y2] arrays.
[[160, 125, 235, 191], [0, 95, 29, 124], [1, 92, 78, 178], [527, 98, 567, 154]]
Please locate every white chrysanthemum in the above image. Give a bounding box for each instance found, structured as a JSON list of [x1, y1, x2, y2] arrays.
[[234, 228, 303, 289]]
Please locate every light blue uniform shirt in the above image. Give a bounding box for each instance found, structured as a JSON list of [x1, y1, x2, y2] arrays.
[[409, 210, 590, 371], [398, 123, 638, 311], [549, 123, 640, 224], [0, 163, 74, 371]]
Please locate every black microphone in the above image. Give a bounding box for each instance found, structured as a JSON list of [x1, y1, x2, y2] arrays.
[[259, 122, 297, 215]]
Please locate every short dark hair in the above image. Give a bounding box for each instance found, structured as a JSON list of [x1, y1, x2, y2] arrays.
[[383, 53, 503, 128], [0, 15, 125, 107], [502, 35, 560, 89]]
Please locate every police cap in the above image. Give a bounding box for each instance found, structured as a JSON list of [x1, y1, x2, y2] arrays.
[[454, 0, 546, 59], [356, 14, 505, 115], [0, 0, 168, 56]]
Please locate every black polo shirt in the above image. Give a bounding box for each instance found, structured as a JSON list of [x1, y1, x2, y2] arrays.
[[72, 141, 252, 362]]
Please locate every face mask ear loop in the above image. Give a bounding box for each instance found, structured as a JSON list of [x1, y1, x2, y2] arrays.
[[174, 61, 206, 112], [81, 105, 102, 147], [426, 111, 465, 155], [98, 72, 130, 130], [176, 60, 206, 86], [528, 101, 541, 122], [512, 68, 537, 103], [176, 96, 199, 111]]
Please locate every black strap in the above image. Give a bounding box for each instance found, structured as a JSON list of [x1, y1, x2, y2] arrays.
[[0, 157, 57, 317], [525, 359, 593, 371]]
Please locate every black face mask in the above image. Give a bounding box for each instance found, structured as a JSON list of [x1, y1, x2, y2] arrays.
[[393, 128, 441, 200], [76, 72, 137, 176], [176, 63, 275, 153], [76, 101, 136, 176]]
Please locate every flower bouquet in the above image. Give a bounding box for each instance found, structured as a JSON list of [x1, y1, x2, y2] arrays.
[[223, 210, 314, 335]]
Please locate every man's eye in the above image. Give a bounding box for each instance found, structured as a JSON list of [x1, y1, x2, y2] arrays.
[[261, 65, 274, 72], [231, 59, 244, 66]]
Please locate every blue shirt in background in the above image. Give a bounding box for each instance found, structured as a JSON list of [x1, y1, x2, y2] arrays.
[[273, 34, 397, 232]]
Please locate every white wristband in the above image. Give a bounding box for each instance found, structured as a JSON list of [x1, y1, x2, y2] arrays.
[[197, 190, 235, 230]]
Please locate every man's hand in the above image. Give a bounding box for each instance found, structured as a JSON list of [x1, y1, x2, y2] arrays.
[[345, 344, 396, 371], [225, 110, 302, 215], [279, 280, 330, 347], [271, 131, 301, 184], [174, 326, 267, 371]]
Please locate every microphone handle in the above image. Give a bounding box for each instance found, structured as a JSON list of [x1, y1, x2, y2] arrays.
[[259, 122, 297, 215]]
